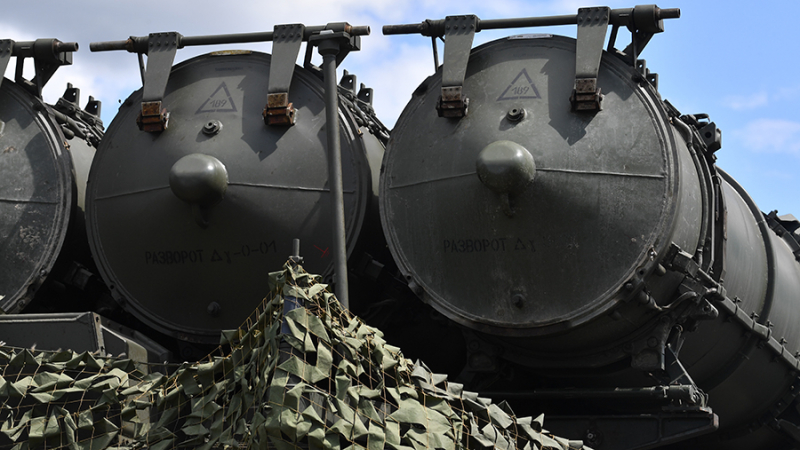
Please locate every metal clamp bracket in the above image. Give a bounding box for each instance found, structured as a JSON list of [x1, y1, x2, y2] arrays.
[[436, 15, 477, 118], [136, 32, 181, 132], [264, 24, 305, 126], [306, 26, 362, 66], [0, 38, 76, 97], [385, 6, 679, 117], [571, 7, 609, 112], [92, 24, 368, 134]]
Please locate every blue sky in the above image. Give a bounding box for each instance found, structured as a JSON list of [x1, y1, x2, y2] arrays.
[[3, 0, 798, 219]]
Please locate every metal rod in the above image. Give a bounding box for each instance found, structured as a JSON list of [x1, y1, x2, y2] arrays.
[[9, 39, 78, 56], [431, 36, 439, 72], [319, 42, 350, 309], [383, 14, 574, 36], [383, 6, 679, 37], [90, 24, 370, 53], [292, 238, 301, 259], [481, 14, 576, 30], [137, 53, 146, 86]]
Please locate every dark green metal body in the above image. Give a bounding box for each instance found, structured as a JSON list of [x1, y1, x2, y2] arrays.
[[0, 80, 99, 313], [382, 35, 703, 360], [380, 14, 800, 450], [86, 51, 385, 343]]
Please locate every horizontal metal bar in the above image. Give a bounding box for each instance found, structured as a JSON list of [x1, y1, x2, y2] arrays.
[[383, 6, 679, 37], [90, 23, 370, 53], [481, 14, 577, 30], [10, 40, 78, 56]]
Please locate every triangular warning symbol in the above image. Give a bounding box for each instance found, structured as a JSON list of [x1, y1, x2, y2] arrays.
[[196, 82, 238, 113], [497, 68, 541, 101]]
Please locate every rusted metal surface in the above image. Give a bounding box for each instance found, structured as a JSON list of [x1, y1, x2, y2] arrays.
[[136, 100, 168, 132], [263, 92, 296, 126]]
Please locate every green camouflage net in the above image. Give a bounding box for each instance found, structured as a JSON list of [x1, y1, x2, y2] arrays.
[[0, 263, 589, 450]]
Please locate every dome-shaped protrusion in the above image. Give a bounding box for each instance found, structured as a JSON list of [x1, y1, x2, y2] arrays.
[[476, 140, 536, 196], [169, 153, 228, 207]]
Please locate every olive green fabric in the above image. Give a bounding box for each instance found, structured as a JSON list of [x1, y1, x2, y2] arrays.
[[0, 263, 588, 450]]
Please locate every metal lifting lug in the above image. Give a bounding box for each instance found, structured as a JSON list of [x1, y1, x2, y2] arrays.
[[136, 100, 169, 132], [263, 92, 296, 126], [436, 86, 469, 118]]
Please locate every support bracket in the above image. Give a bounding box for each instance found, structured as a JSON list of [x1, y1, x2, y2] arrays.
[[436, 15, 477, 118], [264, 24, 305, 126], [0, 39, 76, 97], [136, 32, 181, 132], [570, 7, 609, 112]]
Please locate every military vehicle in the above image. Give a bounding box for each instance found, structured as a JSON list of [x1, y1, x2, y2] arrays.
[[0, 38, 169, 364], [85, 24, 389, 360], [379, 5, 800, 449], [2, 5, 800, 449]]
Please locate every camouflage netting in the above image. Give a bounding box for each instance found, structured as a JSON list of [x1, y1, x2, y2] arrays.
[[0, 263, 590, 450]]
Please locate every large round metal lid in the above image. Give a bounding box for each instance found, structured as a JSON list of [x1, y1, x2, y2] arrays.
[[87, 51, 371, 342], [381, 35, 679, 336], [0, 80, 72, 312]]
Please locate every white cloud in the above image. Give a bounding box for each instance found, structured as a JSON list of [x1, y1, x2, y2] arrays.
[[0, 0, 677, 126], [355, 41, 438, 128], [723, 91, 768, 111], [733, 118, 800, 155], [775, 84, 800, 101], [722, 85, 800, 111]]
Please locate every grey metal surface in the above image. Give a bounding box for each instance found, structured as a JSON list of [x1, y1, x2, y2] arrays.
[[0, 80, 72, 313], [269, 24, 305, 94], [381, 35, 701, 347], [318, 37, 350, 307], [0, 312, 171, 365], [86, 51, 377, 343], [142, 33, 179, 104], [675, 169, 800, 446]]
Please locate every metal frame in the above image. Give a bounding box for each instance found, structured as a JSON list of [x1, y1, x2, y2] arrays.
[[383, 4, 679, 117]]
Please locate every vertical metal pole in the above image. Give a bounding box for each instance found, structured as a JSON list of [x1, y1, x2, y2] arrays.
[[317, 38, 350, 309]]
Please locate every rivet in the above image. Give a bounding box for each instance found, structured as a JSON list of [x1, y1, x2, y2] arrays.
[[506, 107, 526, 122], [202, 119, 223, 136]]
